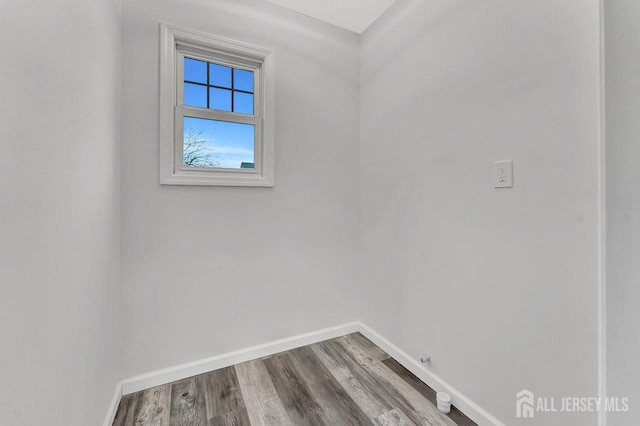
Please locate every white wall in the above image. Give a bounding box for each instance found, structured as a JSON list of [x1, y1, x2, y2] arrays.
[[0, 0, 122, 425], [605, 0, 640, 424], [120, 0, 361, 376], [359, 1, 601, 424]]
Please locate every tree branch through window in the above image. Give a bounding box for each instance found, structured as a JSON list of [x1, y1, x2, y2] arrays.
[[183, 129, 222, 168]]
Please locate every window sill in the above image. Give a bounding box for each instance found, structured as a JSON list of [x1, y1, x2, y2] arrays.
[[161, 170, 274, 187]]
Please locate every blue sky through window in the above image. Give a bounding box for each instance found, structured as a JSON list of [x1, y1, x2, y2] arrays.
[[234, 69, 254, 92], [183, 117, 254, 169], [184, 83, 207, 108], [184, 58, 206, 83], [210, 88, 231, 111], [210, 63, 231, 87]]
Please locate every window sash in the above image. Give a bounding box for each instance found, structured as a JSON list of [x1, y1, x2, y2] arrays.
[[174, 107, 263, 174], [177, 50, 261, 117]]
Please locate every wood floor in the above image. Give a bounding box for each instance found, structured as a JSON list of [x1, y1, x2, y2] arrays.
[[113, 333, 477, 426]]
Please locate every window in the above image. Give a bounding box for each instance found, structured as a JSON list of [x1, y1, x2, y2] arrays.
[[160, 24, 275, 186]]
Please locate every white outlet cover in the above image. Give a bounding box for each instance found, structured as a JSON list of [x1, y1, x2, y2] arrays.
[[493, 160, 513, 188]]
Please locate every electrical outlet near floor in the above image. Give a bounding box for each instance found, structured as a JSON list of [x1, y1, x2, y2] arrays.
[[493, 160, 513, 188]]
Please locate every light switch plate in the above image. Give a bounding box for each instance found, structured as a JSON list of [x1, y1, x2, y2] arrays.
[[494, 160, 513, 188]]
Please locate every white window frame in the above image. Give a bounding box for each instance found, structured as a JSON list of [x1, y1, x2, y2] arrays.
[[159, 23, 275, 187]]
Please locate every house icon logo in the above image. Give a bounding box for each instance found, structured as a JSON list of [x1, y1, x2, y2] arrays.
[[516, 389, 535, 418]]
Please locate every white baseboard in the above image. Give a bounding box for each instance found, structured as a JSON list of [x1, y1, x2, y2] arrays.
[[357, 323, 504, 426], [120, 322, 359, 395], [103, 380, 122, 426], [105, 321, 501, 426]]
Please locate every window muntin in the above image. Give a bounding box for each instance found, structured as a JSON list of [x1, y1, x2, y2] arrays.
[[182, 57, 255, 115]]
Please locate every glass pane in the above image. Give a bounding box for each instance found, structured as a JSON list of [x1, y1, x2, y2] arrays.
[[184, 58, 207, 83], [183, 117, 254, 169], [233, 69, 254, 92], [209, 88, 231, 111], [233, 92, 254, 115], [184, 83, 207, 108], [210, 63, 231, 88]]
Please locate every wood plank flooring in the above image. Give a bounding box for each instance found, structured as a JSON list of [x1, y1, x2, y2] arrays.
[[113, 333, 477, 426]]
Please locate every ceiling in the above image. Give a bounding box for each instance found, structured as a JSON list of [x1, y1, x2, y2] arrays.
[[264, 0, 397, 33]]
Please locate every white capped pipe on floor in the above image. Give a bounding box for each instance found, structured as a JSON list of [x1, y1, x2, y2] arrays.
[[436, 391, 452, 414]]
